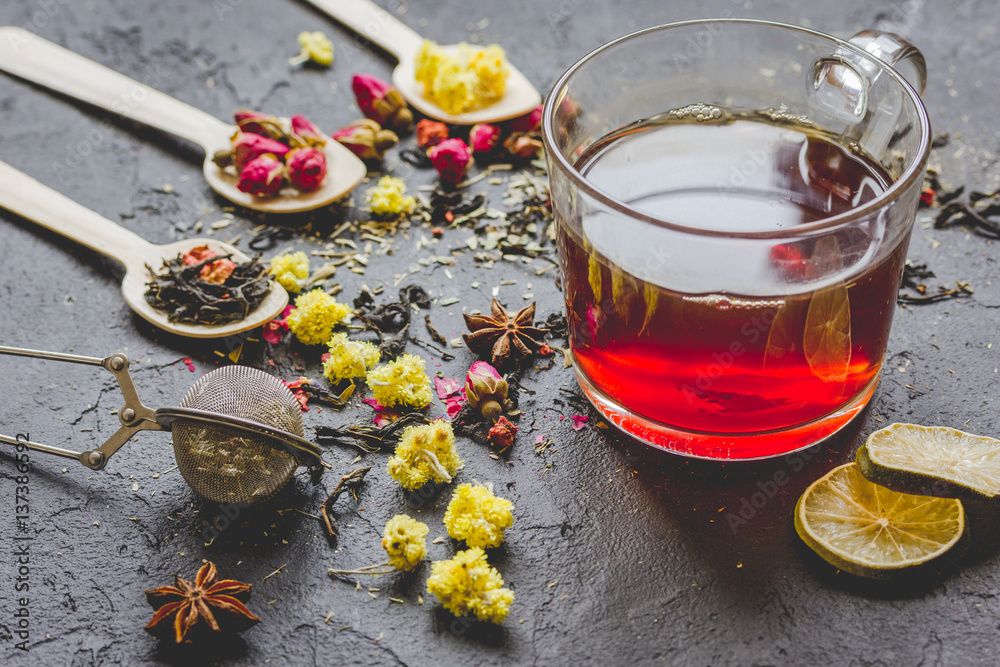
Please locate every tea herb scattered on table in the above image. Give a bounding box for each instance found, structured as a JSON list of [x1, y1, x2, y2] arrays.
[[386, 420, 463, 490], [443, 481, 514, 549], [144, 561, 260, 644], [315, 412, 431, 454], [322, 333, 381, 384], [367, 353, 434, 409], [286, 288, 352, 345], [319, 465, 372, 539], [269, 250, 310, 292], [144, 246, 270, 326], [426, 547, 514, 624], [328, 514, 430, 578], [463, 299, 549, 370]]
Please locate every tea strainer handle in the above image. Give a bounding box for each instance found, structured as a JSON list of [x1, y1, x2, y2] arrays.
[[0, 346, 162, 470]]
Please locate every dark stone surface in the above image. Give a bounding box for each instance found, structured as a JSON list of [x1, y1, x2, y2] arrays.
[[1, 0, 999, 665]]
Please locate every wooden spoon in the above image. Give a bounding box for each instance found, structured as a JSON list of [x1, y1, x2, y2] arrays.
[[305, 0, 542, 124], [0, 27, 366, 214], [0, 160, 288, 339]]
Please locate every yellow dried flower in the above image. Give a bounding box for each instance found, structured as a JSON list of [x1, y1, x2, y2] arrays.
[[382, 515, 429, 571], [426, 547, 514, 624], [414, 40, 509, 115], [290, 30, 333, 67], [443, 482, 514, 549], [367, 353, 433, 409], [366, 176, 416, 218], [322, 333, 380, 384], [386, 420, 463, 490], [269, 250, 310, 293], [286, 289, 352, 345]]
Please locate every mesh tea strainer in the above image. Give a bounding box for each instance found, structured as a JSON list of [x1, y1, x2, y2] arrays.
[[0, 345, 328, 505]]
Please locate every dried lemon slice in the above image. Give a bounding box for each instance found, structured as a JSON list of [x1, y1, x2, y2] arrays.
[[795, 463, 965, 578], [857, 423, 1000, 500]]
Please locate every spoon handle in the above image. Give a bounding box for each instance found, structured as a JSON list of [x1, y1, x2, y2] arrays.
[[305, 0, 424, 61], [0, 28, 230, 150], [0, 160, 152, 270]]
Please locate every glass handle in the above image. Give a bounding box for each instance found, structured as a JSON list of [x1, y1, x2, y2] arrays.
[[808, 30, 926, 127], [848, 30, 927, 97]]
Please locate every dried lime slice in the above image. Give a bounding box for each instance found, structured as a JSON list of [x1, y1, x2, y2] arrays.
[[857, 423, 1000, 501], [795, 463, 965, 578], [803, 282, 852, 383]]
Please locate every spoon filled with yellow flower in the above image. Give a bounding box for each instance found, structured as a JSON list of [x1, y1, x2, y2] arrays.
[[305, 0, 542, 124], [0, 28, 366, 214]]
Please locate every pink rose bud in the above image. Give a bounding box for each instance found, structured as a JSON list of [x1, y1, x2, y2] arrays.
[[428, 138, 473, 184], [234, 109, 270, 124], [509, 105, 543, 133], [291, 115, 324, 144], [469, 123, 501, 154], [465, 361, 507, 422], [352, 74, 414, 132], [333, 119, 399, 160], [285, 147, 327, 191], [232, 132, 290, 172], [233, 109, 284, 139], [238, 154, 285, 197], [416, 119, 449, 148], [504, 132, 543, 159]]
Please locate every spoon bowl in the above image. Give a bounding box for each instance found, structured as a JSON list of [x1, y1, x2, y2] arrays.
[[0, 27, 366, 214], [199, 122, 367, 215], [305, 0, 542, 124], [0, 160, 288, 339]]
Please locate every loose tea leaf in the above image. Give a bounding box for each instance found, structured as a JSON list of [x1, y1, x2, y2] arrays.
[[315, 412, 431, 454], [144, 251, 271, 326], [424, 314, 447, 346], [934, 189, 1000, 239], [320, 466, 372, 538]]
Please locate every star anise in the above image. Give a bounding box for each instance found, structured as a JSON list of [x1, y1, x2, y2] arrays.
[[463, 299, 548, 370], [144, 561, 260, 644]]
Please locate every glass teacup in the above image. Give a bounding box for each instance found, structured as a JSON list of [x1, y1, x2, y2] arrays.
[[542, 20, 930, 460]]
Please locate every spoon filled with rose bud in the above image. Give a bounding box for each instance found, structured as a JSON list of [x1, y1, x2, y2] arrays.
[[304, 0, 542, 124], [0, 159, 288, 338], [0, 28, 366, 214]]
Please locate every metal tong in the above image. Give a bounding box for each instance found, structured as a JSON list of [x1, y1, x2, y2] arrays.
[[0, 345, 324, 471]]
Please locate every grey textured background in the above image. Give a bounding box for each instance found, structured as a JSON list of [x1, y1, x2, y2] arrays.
[[1, 0, 999, 665]]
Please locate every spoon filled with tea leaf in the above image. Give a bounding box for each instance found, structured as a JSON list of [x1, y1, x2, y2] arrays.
[[0, 27, 366, 214], [0, 159, 288, 338], [305, 0, 542, 124]]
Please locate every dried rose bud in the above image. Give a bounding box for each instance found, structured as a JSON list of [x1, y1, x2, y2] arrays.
[[212, 148, 234, 168], [465, 361, 508, 422], [352, 74, 414, 132], [333, 119, 399, 161], [234, 109, 272, 126], [234, 109, 285, 140], [416, 119, 449, 148], [285, 147, 327, 192], [469, 123, 501, 154], [238, 154, 285, 197], [504, 132, 543, 159], [182, 245, 218, 266], [291, 115, 325, 146], [199, 258, 237, 285], [488, 416, 517, 452], [509, 105, 543, 133], [232, 132, 290, 172], [428, 138, 473, 184]]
